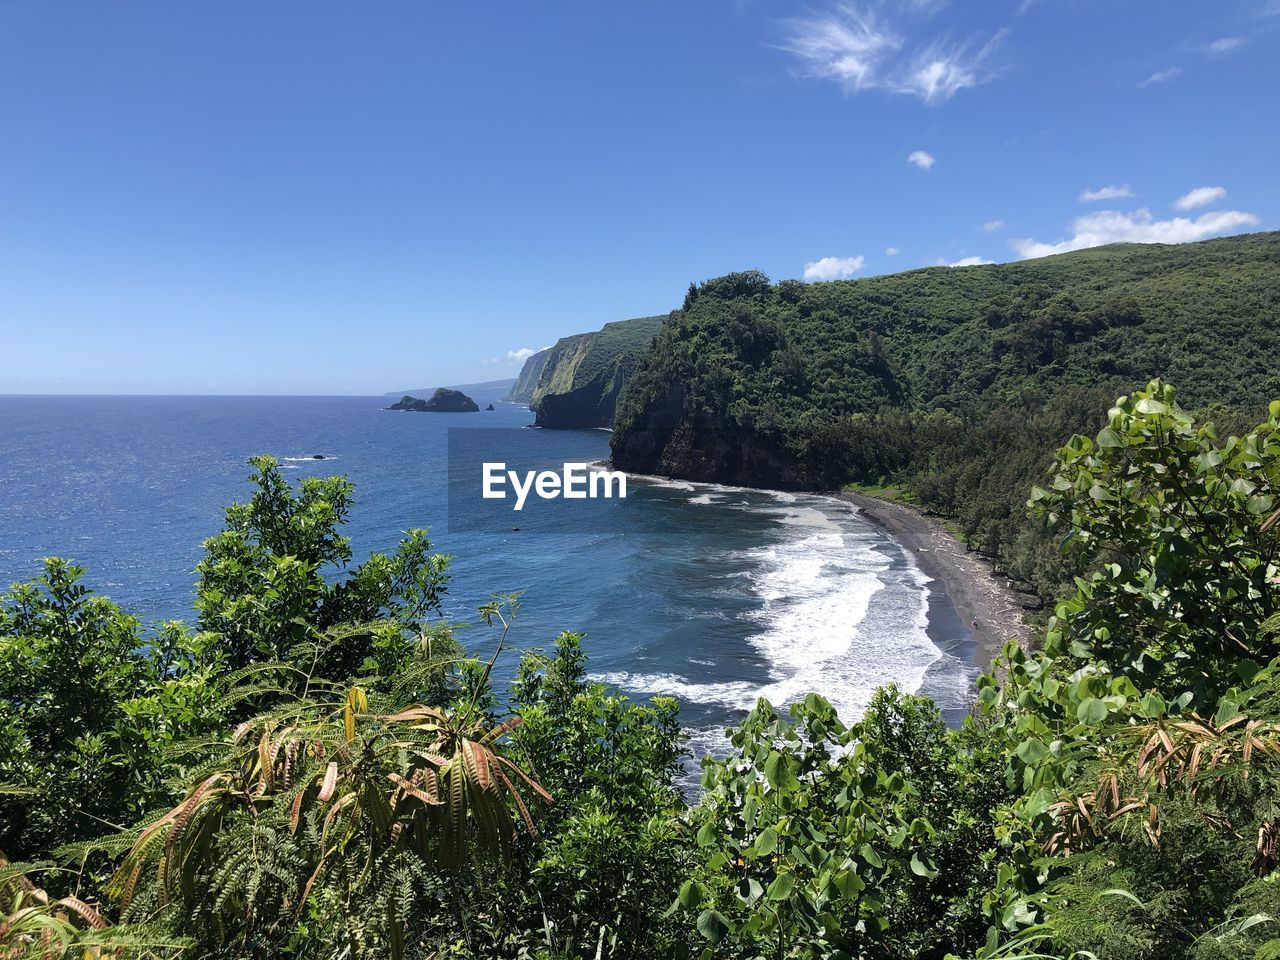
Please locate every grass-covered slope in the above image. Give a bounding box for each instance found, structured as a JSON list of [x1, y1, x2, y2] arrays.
[[611, 231, 1280, 595], [531, 315, 664, 428]]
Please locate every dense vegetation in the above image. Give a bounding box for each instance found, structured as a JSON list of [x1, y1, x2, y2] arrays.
[[6, 378, 1280, 958], [612, 232, 1280, 598], [526, 315, 664, 428]]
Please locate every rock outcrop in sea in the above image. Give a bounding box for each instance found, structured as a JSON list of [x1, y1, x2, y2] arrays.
[[386, 388, 480, 413]]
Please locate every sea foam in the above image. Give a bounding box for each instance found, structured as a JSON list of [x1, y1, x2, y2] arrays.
[[595, 490, 943, 732]]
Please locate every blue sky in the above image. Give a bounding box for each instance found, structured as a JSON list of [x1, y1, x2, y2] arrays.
[[2, 1, 1276, 395]]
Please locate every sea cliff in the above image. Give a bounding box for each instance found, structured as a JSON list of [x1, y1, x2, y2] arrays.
[[508, 315, 664, 428]]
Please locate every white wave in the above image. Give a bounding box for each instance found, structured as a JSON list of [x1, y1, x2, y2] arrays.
[[689, 493, 715, 505], [639, 476, 697, 492], [281, 456, 337, 462], [595, 494, 946, 744]]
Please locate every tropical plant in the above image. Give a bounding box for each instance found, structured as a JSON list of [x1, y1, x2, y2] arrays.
[[678, 688, 1004, 960], [0, 561, 217, 890], [109, 642, 550, 959], [0, 857, 185, 960], [195, 455, 452, 680]]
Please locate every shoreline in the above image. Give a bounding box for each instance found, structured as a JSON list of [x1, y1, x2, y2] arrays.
[[835, 491, 1036, 670], [615, 460, 1036, 679]]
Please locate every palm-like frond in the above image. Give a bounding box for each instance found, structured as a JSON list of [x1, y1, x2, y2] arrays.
[[1043, 712, 1280, 858], [110, 686, 551, 931], [1, 857, 186, 960]]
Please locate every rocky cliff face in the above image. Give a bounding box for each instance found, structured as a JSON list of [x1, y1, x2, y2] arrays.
[[505, 349, 552, 403], [610, 380, 808, 487], [526, 316, 664, 429]]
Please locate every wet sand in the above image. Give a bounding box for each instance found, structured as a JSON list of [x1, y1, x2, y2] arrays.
[[837, 491, 1036, 671]]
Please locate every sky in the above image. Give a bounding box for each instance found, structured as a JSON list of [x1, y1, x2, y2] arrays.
[[1, 1, 1277, 395]]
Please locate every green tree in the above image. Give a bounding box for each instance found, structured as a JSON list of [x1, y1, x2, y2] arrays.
[[195, 455, 451, 681], [0, 560, 215, 880]]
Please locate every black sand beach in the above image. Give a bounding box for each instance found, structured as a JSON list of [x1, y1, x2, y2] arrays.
[[838, 491, 1036, 671]]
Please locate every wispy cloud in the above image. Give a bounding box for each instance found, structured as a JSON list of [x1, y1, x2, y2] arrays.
[[945, 256, 995, 267], [780, 4, 1006, 105], [979, 219, 1004, 232], [1207, 36, 1244, 55], [1174, 185, 1227, 210], [1138, 67, 1182, 88], [486, 346, 550, 366], [803, 255, 866, 281], [1011, 208, 1258, 259], [903, 0, 949, 15], [1079, 184, 1133, 202], [908, 149, 935, 169], [885, 246, 901, 255]]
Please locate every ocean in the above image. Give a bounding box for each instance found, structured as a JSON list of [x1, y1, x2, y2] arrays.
[[0, 386, 980, 772]]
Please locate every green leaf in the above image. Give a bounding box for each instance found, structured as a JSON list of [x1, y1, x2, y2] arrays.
[[1077, 697, 1108, 725], [766, 873, 796, 901], [1138, 692, 1166, 718], [696, 909, 732, 943], [1096, 427, 1122, 448], [1096, 888, 1144, 908], [1015, 736, 1049, 765], [677, 879, 702, 908], [833, 869, 865, 898], [696, 820, 717, 848], [909, 853, 938, 878], [859, 843, 884, 869], [754, 826, 778, 857], [764, 751, 789, 789]]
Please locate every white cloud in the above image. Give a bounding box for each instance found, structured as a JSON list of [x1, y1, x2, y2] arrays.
[[780, 6, 901, 94], [1138, 67, 1182, 88], [1011, 208, 1258, 259], [803, 255, 866, 281], [945, 256, 994, 267], [1174, 185, 1227, 210], [904, 0, 949, 15], [1207, 37, 1244, 54], [980, 219, 1004, 232], [1079, 184, 1133, 202], [486, 346, 550, 366], [908, 149, 935, 170], [897, 29, 1009, 103], [780, 5, 1005, 105], [885, 246, 901, 255]]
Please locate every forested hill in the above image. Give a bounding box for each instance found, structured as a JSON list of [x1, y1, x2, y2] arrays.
[[611, 231, 1280, 596]]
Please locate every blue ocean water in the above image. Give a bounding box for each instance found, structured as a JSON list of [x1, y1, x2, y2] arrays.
[[0, 387, 979, 766]]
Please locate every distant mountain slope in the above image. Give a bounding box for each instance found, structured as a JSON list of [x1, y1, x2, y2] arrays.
[[383, 378, 514, 398], [505, 350, 551, 403], [612, 231, 1280, 596], [525, 316, 665, 428]]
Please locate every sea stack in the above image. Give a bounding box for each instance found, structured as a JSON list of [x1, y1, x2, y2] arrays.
[[386, 388, 480, 413]]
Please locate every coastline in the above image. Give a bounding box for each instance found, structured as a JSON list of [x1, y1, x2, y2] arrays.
[[835, 491, 1036, 671], [615, 460, 1034, 685]]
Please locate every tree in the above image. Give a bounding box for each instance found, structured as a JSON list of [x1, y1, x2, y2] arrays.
[[0, 560, 215, 880], [195, 456, 451, 681]]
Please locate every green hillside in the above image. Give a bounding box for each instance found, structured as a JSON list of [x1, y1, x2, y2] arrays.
[[612, 231, 1280, 596], [505, 348, 551, 403], [530, 315, 664, 427]]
